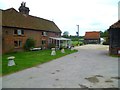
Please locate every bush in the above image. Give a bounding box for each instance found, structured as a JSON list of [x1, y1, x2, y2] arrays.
[[80, 43, 84, 46], [48, 43, 56, 49], [102, 41, 109, 45], [24, 38, 35, 50]]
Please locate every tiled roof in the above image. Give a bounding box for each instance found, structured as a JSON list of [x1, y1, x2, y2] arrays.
[[2, 8, 61, 33], [84, 31, 100, 39], [110, 20, 120, 28]]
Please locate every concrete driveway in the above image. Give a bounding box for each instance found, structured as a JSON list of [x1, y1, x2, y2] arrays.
[[2, 44, 119, 88]]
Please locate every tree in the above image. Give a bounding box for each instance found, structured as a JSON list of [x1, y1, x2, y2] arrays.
[[100, 30, 108, 37], [63, 31, 69, 37], [100, 30, 109, 45]]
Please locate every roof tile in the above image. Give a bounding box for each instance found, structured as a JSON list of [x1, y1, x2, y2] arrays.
[[84, 31, 100, 39], [2, 8, 61, 33], [110, 20, 120, 28]]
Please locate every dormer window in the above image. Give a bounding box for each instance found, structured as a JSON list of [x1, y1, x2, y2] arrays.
[[42, 32, 47, 36], [14, 29, 24, 35]]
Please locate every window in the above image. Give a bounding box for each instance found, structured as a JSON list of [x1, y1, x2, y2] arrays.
[[19, 41, 22, 47], [42, 32, 47, 36], [55, 33, 59, 36], [14, 41, 18, 47], [14, 40, 22, 48], [17, 29, 22, 35], [21, 30, 24, 34], [42, 40, 46, 45], [5, 31, 8, 34], [14, 29, 24, 35], [14, 30, 17, 34]]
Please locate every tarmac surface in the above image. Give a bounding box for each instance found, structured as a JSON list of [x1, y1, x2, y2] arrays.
[[2, 44, 119, 88]]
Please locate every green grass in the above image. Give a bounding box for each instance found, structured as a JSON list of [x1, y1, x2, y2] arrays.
[[71, 41, 83, 46], [2, 49, 77, 76], [0, 55, 2, 76], [109, 54, 120, 58]]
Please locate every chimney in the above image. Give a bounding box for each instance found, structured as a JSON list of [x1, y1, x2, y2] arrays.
[[18, 2, 30, 15]]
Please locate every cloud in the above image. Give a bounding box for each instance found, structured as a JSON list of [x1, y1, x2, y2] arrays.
[[0, 0, 119, 36]]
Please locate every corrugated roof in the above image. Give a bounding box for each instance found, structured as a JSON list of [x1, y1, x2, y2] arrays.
[[110, 20, 120, 28], [84, 31, 100, 39], [2, 8, 61, 33]]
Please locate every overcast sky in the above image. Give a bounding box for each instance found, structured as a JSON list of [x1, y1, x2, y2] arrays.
[[0, 0, 119, 36]]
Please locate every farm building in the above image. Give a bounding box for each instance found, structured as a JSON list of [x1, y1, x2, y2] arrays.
[[2, 2, 64, 53], [84, 31, 100, 44], [108, 20, 120, 55]]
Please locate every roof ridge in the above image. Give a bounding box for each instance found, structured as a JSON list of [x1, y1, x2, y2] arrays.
[[28, 14, 53, 22], [28, 15, 53, 22], [110, 20, 120, 28], [3, 8, 18, 12], [86, 31, 100, 33]]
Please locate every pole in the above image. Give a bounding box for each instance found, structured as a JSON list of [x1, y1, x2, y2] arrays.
[[77, 25, 79, 46], [77, 25, 79, 37]]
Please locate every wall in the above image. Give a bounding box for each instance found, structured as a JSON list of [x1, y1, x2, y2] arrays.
[[109, 28, 120, 55], [2, 27, 61, 53], [84, 39, 100, 44]]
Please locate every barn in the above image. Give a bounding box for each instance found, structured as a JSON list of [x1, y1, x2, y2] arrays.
[[108, 20, 120, 55]]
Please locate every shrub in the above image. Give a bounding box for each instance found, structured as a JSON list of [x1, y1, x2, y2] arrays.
[[48, 43, 56, 49], [102, 41, 109, 45], [24, 38, 35, 50]]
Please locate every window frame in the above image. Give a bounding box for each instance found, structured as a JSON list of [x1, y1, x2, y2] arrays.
[[42, 32, 47, 36], [14, 40, 22, 48], [42, 40, 46, 45], [14, 29, 24, 35]]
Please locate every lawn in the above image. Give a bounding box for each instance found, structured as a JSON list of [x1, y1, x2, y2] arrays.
[[109, 54, 120, 58], [71, 41, 83, 46], [2, 49, 77, 76]]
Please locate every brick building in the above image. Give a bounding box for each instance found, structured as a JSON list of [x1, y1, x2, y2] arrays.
[[84, 31, 100, 44], [2, 2, 62, 53]]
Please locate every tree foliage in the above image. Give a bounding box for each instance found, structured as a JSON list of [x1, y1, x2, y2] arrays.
[[24, 38, 35, 50], [100, 30, 108, 37], [63, 31, 69, 37], [100, 30, 109, 45]]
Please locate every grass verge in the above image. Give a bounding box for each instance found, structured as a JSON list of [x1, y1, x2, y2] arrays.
[[2, 49, 77, 76], [109, 54, 120, 58]]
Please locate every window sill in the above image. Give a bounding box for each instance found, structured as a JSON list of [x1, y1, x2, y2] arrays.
[[14, 47, 22, 49], [42, 35, 47, 36], [13, 34, 25, 37]]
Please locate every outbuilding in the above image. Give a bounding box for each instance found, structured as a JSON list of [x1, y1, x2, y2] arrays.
[[84, 31, 100, 44], [108, 20, 120, 55]]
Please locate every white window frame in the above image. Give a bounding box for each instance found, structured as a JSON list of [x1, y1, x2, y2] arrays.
[[14, 40, 22, 48], [42, 32, 47, 36], [17, 29, 22, 35]]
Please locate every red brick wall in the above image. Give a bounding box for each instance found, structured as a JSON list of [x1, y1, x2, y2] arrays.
[[2, 27, 61, 53]]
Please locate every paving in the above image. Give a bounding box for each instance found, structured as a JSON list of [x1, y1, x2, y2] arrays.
[[2, 44, 119, 88]]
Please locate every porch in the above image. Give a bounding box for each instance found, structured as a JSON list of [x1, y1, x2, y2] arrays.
[[49, 37, 71, 49]]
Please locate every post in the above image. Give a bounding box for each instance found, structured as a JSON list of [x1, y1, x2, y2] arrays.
[[51, 48, 56, 55], [77, 25, 79, 37], [118, 1, 120, 20], [59, 40, 60, 49], [77, 25, 79, 46], [7, 56, 15, 66]]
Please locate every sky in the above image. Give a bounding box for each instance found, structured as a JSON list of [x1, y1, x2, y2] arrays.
[[0, 0, 119, 36]]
